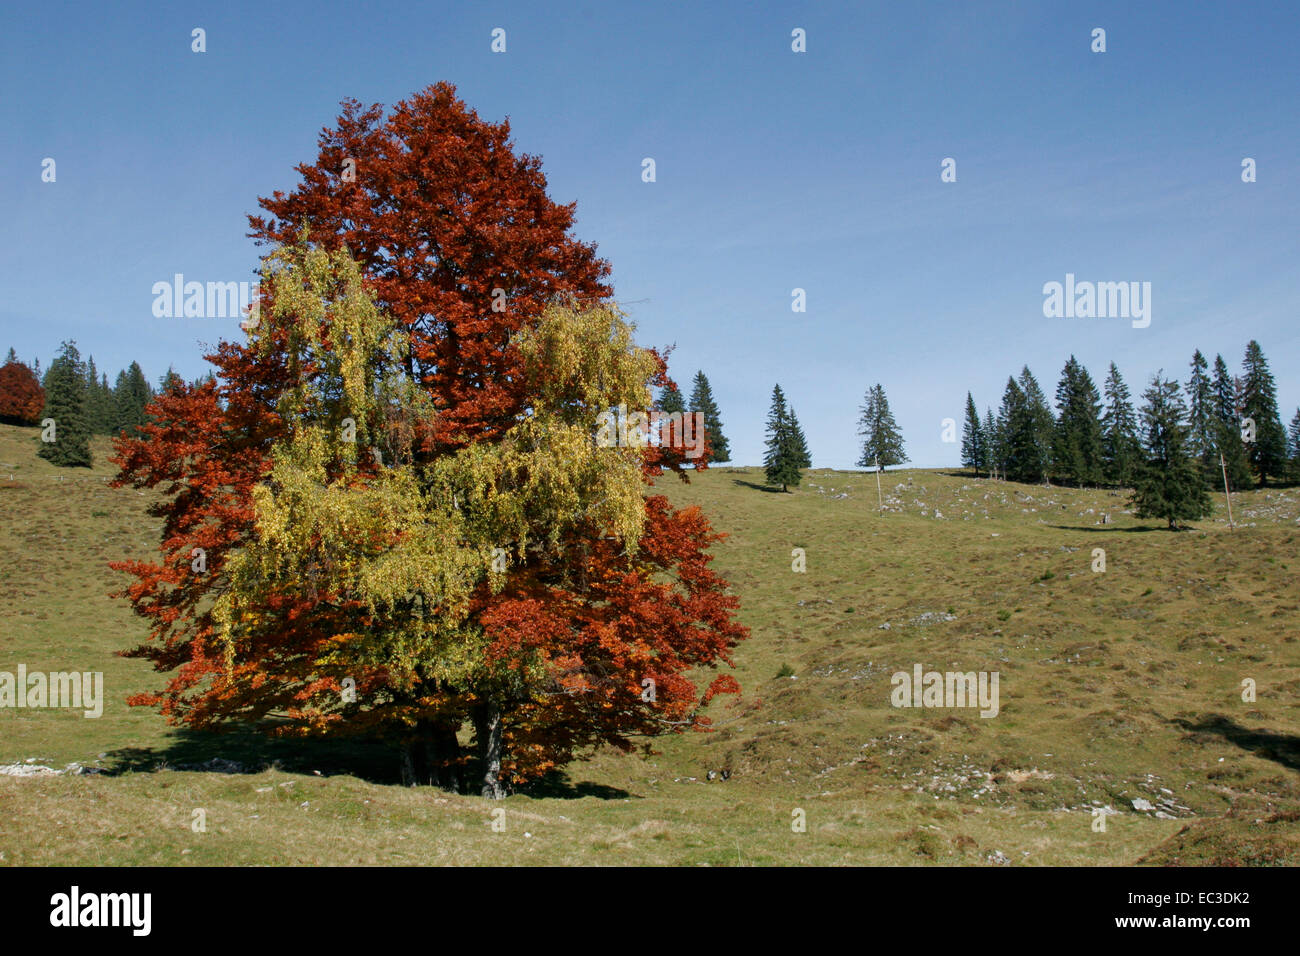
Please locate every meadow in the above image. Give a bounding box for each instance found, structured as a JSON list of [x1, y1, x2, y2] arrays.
[[1, 422, 1297, 866]]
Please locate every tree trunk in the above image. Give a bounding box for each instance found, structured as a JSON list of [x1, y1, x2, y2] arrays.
[[400, 718, 463, 792], [473, 702, 506, 799]]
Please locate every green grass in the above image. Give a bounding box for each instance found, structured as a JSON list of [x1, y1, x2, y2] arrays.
[[2, 425, 1298, 865]]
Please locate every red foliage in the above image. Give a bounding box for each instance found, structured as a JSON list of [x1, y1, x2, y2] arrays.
[[0, 361, 44, 425], [112, 83, 748, 787]]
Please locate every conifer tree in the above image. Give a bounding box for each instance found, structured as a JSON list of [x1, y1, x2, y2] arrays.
[[960, 392, 984, 476], [1130, 373, 1212, 529], [999, 376, 1051, 483], [1101, 362, 1140, 487], [1185, 349, 1215, 479], [764, 384, 802, 491], [1239, 340, 1288, 486], [855, 384, 907, 469], [112, 362, 153, 437], [688, 371, 730, 463], [37, 340, 92, 467], [1052, 357, 1104, 487], [1288, 407, 1300, 481], [658, 381, 685, 415], [1017, 366, 1054, 484], [982, 407, 999, 479], [1210, 354, 1253, 490], [159, 366, 185, 394], [788, 406, 811, 468], [83, 356, 115, 434]]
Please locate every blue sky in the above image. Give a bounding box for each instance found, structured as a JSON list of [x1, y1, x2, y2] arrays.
[[3, 1, 1297, 468]]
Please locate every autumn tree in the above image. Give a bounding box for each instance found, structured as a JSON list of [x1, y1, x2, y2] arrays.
[[0, 357, 44, 426], [112, 85, 746, 797]]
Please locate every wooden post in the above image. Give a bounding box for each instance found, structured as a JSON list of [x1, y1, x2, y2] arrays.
[[1220, 452, 1234, 531]]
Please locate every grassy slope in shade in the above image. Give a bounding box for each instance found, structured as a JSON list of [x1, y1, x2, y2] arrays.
[[0, 422, 1297, 866]]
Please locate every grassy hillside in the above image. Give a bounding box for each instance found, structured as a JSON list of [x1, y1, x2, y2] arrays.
[[2, 421, 1297, 865]]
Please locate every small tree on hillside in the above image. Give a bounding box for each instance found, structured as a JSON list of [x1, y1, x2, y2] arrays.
[[982, 406, 1000, 479], [856, 384, 907, 469], [38, 341, 92, 467], [688, 371, 730, 463], [1210, 354, 1254, 491], [788, 406, 811, 468], [1101, 362, 1141, 487], [112, 361, 153, 437], [1288, 407, 1300, 481], [1017, 366, 1055, 484], [1129, 373, 1212, 530], [960, 392, 984, 476], [1185, 349, 1216, 480], [1052, 356, 1104, 487], [763, 384, 802, 491], [1239, 340, 1288, 486]]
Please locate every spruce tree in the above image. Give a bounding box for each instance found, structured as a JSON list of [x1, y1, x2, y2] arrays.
[[1001, 374, 1053, 484], [4, 347, 16, 365], [688, 371, 730, 463], [159, 366, 186, 393], [1017, 366, 1054, 484], [1288, 407, 1300, 481], [982, 407, 999, 479], [788, 406, 812, 468], [1101, 362, 1140, 487], [1052, 356, 1104, 487], [112, 362, 153, 437], [763, 384, 802, 491], [960, 392, 984, 476], [1210, 354, 1253, 490], [1130, 373, 1212, 529], [83, 356, 114, 434], [37, 340, 93, 467], [658, 381, 685, 415], [1185, 349, 1215, 479], [856, 384, 907, 469], [1239, 340, 1288, 486]]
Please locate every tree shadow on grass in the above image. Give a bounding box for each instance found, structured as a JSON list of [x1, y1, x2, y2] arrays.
[[732, 479, 786, 494], [1170, 714, 1300, 773], [518, 769, 633, 800], [102, 724, 402, 784], [1045, 524, 1170, 534], [100, 727, 637, 799]]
